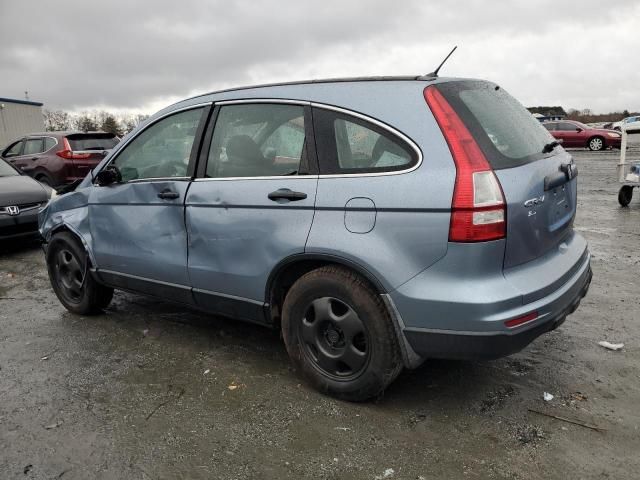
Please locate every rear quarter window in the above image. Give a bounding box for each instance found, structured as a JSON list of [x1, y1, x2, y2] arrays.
[[437, 81, 555, 169], [313, 108, 418, 175]]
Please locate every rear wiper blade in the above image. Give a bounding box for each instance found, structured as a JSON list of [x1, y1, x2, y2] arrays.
[[542, 139, 562, 154]]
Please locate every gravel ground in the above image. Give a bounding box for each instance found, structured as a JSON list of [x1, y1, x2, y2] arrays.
[[1, 148, 639, 480]]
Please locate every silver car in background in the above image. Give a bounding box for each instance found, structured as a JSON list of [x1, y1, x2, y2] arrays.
[[39, 76, 592, 401]]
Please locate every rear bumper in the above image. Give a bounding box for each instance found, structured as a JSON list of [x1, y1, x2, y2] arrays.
[[403, 265, 591, 360], [390, 233, 592, 361]]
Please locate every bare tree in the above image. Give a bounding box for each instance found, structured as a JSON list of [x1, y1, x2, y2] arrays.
[[43, 110, 71, 131]]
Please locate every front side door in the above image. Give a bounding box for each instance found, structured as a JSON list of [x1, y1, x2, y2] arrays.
[[558, 122, 581, 147], [186, 102, 317, 322], [89, 106, 208, 303]]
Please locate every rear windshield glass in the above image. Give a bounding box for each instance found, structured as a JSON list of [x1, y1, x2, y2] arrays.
[[437, 81, 555, 169], [66, 133, 118, 151]]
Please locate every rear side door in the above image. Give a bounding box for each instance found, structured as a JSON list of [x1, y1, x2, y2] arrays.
[[15, 137, 45, 175], [88, 106, 208, 303], [186, 101, 317, 322]]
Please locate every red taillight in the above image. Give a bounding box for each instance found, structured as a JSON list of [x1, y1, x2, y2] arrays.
[[424, 86, 506, 242], [504, 311, 538, 328], [56, 138, 91, 160]]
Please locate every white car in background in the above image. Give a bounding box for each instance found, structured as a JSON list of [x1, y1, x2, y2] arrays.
[[613, 116, 640, 131]]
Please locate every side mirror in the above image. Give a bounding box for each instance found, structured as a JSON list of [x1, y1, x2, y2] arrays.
[[576, 128, 583, 132], [94, 166, 122, 186]]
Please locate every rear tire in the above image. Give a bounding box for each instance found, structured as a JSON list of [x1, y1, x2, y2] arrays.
[[46, 232, 113, 315], [619, 185, 634, 207], [281, 266, 402, 401], [588, 136, 605, 151]]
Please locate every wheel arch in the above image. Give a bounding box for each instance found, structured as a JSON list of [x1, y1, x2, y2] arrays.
[[47, 223, 98, 269], [266, 254, 387, 323]]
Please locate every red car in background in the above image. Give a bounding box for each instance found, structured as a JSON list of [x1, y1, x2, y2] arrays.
[[543, 120, 621, 151], [0, 132, 119, 188]]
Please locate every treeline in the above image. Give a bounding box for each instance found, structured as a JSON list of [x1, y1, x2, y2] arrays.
[[43, 110, 150, 137], [528, 106, 639, 123], [565, 109, 640, 124]]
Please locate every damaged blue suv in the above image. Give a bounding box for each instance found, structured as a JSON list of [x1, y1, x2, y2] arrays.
[[40, 76, 592, 401]]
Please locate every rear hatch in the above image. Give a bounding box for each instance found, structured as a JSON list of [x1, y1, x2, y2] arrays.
[[436, 80, 577, 268], [63, 133, 119, 178]]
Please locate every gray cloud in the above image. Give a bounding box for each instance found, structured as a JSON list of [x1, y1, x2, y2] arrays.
[[1, 0, 638, 113]]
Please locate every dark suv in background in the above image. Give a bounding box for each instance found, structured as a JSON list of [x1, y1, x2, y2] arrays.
[[1, 132, 119, 188]]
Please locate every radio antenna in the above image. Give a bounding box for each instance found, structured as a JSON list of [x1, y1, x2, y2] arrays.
[[421, 46, 458, 79]]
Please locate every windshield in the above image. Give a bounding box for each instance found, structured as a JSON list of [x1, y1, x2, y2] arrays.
[[0, 159, 19, 177], [572, 121, 589, 129], [437, 80, 556, 169]]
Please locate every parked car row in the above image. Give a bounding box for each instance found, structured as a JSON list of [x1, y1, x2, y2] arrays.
[[1, 131, 119, 189], [542, 120, 621, 151]]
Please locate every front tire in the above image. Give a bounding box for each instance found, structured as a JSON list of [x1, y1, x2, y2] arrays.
[[46, 232, 113, 315], [588, 136, 605, 151], [281, 266, 402, 401]]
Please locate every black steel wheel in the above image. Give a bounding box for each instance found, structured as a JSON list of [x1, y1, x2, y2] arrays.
[[619, 185, 634, 207], [299, 297, 370, 380], [46, 232, 113, 314], [282, 266, 402, 401], [53, 247, 85, 304]]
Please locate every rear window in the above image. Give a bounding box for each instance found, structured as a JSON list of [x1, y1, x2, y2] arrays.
[[437, 81, 555, 169], [66, 133, 118, 151]]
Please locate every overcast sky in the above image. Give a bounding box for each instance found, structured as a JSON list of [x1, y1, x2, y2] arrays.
[[1, 1, 638, 115]]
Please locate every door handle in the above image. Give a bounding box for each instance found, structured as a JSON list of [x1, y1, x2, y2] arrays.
[[268, 188, 307, 201], [157, 189, 180, 200]]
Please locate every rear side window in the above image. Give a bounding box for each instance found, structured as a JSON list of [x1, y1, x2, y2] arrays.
[[206, 104, 307, 178], [436, 81, 555, 169], [67, 133, 118, 151], [543, 123, 556, 131], [313, 108, 417, 174], [44, 137, 57, 151], [24, 138, 44, 155], [558, 122, 578, 131]]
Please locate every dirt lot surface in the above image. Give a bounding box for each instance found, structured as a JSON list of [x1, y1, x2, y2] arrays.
[[1, 148, 639, 480]]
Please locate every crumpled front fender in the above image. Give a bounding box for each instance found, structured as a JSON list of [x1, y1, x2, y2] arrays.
[[38, 188, 97, 266]]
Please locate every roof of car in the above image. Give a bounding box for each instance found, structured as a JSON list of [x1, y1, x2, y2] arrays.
[[24, 131, 111, 137], [186, 75, 432, 102]]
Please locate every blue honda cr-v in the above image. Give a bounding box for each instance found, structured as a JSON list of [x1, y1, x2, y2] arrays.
[[40, 76, 591, 401]]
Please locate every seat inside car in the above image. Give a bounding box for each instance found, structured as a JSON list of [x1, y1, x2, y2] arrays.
[[223, 135, 269, 177]]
